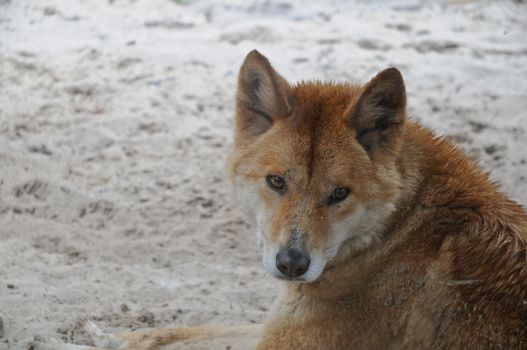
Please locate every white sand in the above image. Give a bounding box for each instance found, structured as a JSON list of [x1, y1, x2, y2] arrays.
[[0, 0, 526, 348]]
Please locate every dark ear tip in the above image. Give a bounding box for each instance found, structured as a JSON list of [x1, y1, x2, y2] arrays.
[[376, 67, 404, 84], [245, 49, 266, 62], [247, 49, 262, 57], [241, 50, 271, 72], [384, 67, 402, 74]]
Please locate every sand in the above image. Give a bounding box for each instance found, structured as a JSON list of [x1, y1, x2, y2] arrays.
[[0, 0, 526, 348]]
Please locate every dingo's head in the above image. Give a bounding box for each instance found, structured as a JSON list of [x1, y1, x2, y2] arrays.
[[229, 50, 406, 282]]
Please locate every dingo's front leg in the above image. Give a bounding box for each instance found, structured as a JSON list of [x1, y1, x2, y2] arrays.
[[29, 321, 263, 350], [116, 324, 262, 349]]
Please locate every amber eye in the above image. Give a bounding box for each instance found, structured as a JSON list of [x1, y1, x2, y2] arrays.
[[329, 187, 350, 204], [266, 175, 286, 192]]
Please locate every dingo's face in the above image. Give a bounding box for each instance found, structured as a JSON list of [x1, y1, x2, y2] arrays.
[[229, 51, 406, 282]]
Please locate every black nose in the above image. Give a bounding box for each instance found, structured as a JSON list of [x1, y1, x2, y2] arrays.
[[276, 248, 310, 278]]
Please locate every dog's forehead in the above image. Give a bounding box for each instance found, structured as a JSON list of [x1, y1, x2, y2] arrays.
[[291, 82, 361, 123], [268, 87, 368, 186]]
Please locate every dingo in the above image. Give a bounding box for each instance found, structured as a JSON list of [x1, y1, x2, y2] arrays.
[[33, 50, 527, 350]]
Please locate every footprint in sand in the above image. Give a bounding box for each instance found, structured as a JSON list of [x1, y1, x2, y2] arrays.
[[13, 179, 49, 201], [78, 200, 116, 219]]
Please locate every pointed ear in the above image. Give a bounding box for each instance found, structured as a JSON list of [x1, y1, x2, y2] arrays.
[[236, 50, 292, 139], [348, 68, 406, 158]]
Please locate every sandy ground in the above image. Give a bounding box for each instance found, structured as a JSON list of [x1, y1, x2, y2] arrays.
[[0, 0, 526, 349]]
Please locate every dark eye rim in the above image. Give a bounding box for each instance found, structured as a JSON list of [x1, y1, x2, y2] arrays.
[[266, 174, 286, 192], [329, 187, 350, 204]]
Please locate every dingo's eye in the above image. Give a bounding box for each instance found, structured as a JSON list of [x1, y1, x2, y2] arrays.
[[329, 188, 350, 204], [266, 175, 285, 192]]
